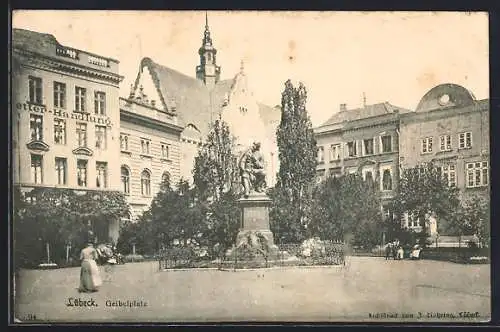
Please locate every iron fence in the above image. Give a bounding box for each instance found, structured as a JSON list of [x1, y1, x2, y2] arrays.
[[158, 241, 347, 271]]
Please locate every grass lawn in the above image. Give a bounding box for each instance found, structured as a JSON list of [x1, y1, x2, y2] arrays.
[[13, 256, 490, 323]]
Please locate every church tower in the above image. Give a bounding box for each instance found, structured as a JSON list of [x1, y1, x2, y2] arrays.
[[196, 12, 221, 88]]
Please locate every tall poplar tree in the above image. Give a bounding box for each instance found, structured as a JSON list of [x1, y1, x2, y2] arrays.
[[270, 80, 317, 243]]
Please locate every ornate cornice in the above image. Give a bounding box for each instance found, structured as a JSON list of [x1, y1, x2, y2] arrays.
[[13, 48, 123, 86], [120, 108, 183, 134]]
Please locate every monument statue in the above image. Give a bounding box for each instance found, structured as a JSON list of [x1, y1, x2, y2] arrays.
[[239, 142, 267, 197]]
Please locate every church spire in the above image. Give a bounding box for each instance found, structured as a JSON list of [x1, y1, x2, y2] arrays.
[[203, 11, 212, 46], [196, 11, 221, 88]]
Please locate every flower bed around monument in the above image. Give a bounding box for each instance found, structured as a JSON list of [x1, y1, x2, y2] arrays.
[[157, 238, 347, 270]]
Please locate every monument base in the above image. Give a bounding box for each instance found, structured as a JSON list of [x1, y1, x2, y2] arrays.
[[226, 192, 280, 262]]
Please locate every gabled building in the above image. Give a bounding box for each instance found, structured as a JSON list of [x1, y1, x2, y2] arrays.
[[123, 14, 280, 188], [12, 28, 124, 242], [314, 101, 412, 213]]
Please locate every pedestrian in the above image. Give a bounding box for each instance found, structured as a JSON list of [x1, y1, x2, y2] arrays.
[[78, 241, 103, 293], [385, 243, 392, 260], [397, 246, 404, 260]]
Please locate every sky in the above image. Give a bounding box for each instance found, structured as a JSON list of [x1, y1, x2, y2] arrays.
[[12, 11, 489, 127]]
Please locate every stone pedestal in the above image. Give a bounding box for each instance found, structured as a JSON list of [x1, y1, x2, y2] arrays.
[[229, 192, 279, 259]]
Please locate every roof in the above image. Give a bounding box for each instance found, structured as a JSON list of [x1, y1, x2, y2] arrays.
[[12, 28, 59, 56], [12, 28, 120, 63], [135, 57, 279, 138], [319, 102, 413, 127]]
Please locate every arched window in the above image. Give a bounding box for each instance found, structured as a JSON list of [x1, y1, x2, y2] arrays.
[[161, 171, 171, 187], [121, 166, 130, 194], [141, 169, 151, 196], [382, 169, 392, 191]]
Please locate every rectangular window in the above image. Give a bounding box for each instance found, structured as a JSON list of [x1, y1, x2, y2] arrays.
[[75, 86, 86, 112], [30, 154, 43, 184], [363, 138, 374, 155], [437, 164, 456, 187], [421, 137, 433, 154], [329, 144, 341, 161], [55, 157, 67, 185], [141, 138, 151, 154], [439, 135, 452, 151], [95, 125, 107, 150], [54, 118, 66, 145], [364, 170, 374, 183], [28, 76, 43, 104], [346, 141, 357, 157], [53, 82, 66, 108], [120, 133, 129, 151], [161, 143, 170, 159], [382, 168, 393, 191], [77, 159, 88, 187], [466, 161, 488, 188], [459, 132, 472, 149], [317, 146, 325, 163], [29, 114, 43, 141], [381, 135, 392, 153], [76, 123, 87, 147], [96, 162, 108, 188], [94, 91, 106, 115]]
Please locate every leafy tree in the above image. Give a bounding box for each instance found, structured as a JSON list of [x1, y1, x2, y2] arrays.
[[192, 118, 242, 256], [272, 80, 317, 243], [134, 177, 207, 253], [193, 119, 240, 202], [392, 163, 460, 246], [13, 187, 129, 268], [448, 195, 490, 248], [309, 174, 383, 249], [205, 191, 241, 258]]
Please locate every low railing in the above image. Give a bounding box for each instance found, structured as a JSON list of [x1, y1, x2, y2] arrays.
[[158, 247, 199, 270], [158, 241, 347, 271], [56, 46, 79, 59], [88, 55, 109, 67], [278, 241, 346, 266]]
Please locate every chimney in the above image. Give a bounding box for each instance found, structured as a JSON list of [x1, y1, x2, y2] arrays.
[[340, 103, 347, 111]]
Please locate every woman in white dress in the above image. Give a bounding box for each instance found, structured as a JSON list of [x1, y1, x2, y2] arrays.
[[78, 242, 103, 293]]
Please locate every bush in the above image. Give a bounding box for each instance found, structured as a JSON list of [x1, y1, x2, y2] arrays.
[[422, 247, 489, 264], [124, 254, 145, 263]]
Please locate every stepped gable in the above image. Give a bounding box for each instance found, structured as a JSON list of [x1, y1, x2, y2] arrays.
[[134, 57, 277, 138]]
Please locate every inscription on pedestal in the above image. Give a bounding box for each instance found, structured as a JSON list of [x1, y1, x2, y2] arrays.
[[242, 206, 270, 230]]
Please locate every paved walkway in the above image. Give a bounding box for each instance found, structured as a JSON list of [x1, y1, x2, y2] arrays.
[[14, 257, 490, 323]]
